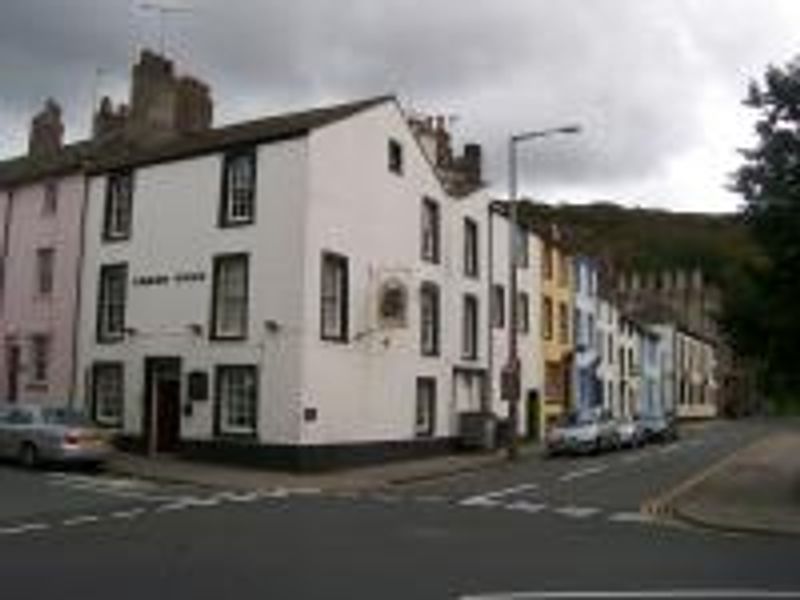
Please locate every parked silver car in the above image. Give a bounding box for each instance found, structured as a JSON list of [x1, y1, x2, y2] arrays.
[[639, 411, 679, 443], [615, 415, 645, 448], [545, 409, 618, 456], [0, 404, 112, 467]]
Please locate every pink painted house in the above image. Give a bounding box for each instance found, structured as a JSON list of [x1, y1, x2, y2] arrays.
[[0, 101, 91, 406]]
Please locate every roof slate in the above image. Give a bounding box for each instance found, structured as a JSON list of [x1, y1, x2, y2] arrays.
[[0, 95, 393, 188]]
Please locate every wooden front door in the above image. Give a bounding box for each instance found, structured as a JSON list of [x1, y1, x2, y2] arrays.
[[143, 358, 182, 454]]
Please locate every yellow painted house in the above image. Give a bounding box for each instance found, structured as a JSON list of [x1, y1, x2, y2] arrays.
[[537, 233, 574, 438]]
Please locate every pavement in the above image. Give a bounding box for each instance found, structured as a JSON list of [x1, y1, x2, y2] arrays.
[[659, 426, 800, 536], [105, 444, 523, 492], [1, 419, 798, 599]]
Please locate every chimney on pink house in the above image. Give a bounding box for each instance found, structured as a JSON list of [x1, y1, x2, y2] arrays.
[[28, 98, 64, 158]]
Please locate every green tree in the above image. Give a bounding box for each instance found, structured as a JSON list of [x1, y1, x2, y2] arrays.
[[732, 57, 800, 399]]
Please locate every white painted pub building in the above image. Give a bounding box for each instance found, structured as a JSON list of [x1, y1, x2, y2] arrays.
[[76, 96, 541, 468]]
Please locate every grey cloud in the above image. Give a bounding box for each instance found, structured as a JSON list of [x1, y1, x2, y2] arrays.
[[0, 0, 797, 209]]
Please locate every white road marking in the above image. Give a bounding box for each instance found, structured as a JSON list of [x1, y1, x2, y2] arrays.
[[259, 488, 291, 499], [155, 501, 191, 513], [460, 496, 501, 508], [559, 464, 608, 482], [110, 508, 146, 520], [287, 487, 322, 496], [660, 444, 681, 455], [460, 590, 800, 599], [215, 491, 260, 503], [460, 482, 539, 507], [553, 506, 600, 519], [62, 515, 101, 527], [607, 511, 655, 524], [504, 501, 547, 514], [47, 477, 178, 503], [0, 522, 49, 535]]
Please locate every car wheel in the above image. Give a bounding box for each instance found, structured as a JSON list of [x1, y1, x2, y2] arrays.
[[19, 442, 39, 469]]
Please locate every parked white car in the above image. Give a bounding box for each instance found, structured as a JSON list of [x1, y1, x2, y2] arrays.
[[615, 416, 645, 448], [546, 409, 618, 456]]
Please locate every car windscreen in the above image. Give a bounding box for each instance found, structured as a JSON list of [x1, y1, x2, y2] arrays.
[[42, 408, 92, 426], [561, 412, 596, 427]]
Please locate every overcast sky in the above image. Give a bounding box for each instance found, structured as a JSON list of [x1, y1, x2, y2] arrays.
[[1, 0, 799, 213]]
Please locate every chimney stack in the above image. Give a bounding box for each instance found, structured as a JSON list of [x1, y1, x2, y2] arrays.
[[28, 99, 64, 158], [461, 143, 482, 186]]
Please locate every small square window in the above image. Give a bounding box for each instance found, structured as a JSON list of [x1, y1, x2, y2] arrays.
[[388, 139, 403, 175]]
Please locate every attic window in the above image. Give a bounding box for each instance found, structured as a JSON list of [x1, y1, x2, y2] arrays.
[[388, 139, 404, 175]]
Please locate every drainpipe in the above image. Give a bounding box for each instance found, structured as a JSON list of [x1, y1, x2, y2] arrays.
[[69, 172, 91, 409], [485, 202, 495, 414]]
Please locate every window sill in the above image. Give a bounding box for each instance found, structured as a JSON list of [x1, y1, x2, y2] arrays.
[[218, 218, 255, 229], [102, 234, 132, 244], [209, 333, 248, 342]]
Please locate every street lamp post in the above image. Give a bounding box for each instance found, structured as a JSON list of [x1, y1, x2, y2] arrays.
[[505, 125, 581, 461]]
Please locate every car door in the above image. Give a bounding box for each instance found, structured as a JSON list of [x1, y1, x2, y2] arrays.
[[2, 408, 34, 457]]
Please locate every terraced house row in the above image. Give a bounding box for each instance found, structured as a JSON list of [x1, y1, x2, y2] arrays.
[[0, 50, 718, 469]]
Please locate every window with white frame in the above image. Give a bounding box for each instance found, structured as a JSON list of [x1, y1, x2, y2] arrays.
[[217, 365, 257, 436], [420, 282, 440, 356], [517, 292, 530, 334], [35, 247, 54, 296], [29, 334, 50, 383], [421, 198, 440, 263], [211, 254, 249, 340], [97, 263, 128, 343], [491, 284, 505, 329], [542, 296, 553, 340], [463, 218, 479, 278], [558, 301, 569, 344], [221, 150, 256, 226], [320, 252, 348, 342], [462, 294, 479, 360], [92, 362, 124, 426], [415, 377, 436, 437], [103, 171, 133, 241]]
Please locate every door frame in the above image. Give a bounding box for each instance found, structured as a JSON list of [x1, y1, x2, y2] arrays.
[[143, 356, 182, 455]]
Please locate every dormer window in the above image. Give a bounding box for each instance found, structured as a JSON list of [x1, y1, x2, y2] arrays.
[[221, 149, 256, 227]]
